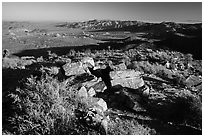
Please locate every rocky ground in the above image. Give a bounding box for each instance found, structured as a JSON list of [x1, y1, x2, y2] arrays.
[[2, 20, 202, 135], [2, 47, 202, 135]]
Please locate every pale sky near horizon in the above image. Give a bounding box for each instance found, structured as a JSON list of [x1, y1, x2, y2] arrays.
[[2, 2, 202, 23]]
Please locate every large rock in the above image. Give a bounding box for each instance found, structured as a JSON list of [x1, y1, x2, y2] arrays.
[[110, 70, 141, 79], [82, 70, 145, 93], [63, 62, 86, 76], [110, 70, 144, 89], [185, 75, 201, 87]]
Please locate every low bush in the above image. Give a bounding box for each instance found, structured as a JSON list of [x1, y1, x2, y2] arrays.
[[173, 90, 202, 129], [7, 75, 96, 134], [129, 61, 189, 87]]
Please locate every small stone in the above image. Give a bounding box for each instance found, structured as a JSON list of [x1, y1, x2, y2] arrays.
[[88, 87, 96, 97], [78, 86, 88, 98], [95, 98, 108, 112], [142, 85, 150, 98]]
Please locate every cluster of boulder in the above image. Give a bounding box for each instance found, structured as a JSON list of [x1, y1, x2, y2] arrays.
[[3, 52, 150, 134], [60, 57, 150, 134]]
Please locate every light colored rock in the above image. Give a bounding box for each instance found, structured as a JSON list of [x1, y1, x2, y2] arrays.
[[110, 70, 144, 89], [87, 87, 96, 97], [95, 98, 108, 112], [110, 70, 141, 79], [78, 86, 88, 98], [111, 77, 144, 89], [81, 57, 95, 67], [21, 56, 35, 60], [100, 118, 108, 134], [64, 62, 86, 76]]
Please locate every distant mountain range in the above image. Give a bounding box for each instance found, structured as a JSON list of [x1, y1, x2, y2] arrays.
[[56, 20, 146, 30], [56, 19, 201, 33]]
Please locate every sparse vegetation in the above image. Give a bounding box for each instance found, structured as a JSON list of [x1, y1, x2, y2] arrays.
[[7, 75, 99, 134], [2, 20, 202, 135]]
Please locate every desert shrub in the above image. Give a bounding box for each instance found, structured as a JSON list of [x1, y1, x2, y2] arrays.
[[129, 61, 167, 75], [147, 89, 201, 130], [173, 90, 202, 129], [108, 117, 155, 135], [7, 75, 95, 135], [2, 57, 32, 69], [129, 61, 190, 86]]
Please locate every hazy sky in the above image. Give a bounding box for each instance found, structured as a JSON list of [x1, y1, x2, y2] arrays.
[[2, 2, 202, 23]]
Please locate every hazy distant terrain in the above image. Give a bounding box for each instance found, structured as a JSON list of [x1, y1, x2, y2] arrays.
[[3, 20, 202, 59]]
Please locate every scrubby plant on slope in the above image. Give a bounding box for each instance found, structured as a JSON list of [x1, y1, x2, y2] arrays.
[[173, 90, 202, 129], [7, 75, 97, 135], [129, 61, 188, 87], [6, 73, 156, 135]]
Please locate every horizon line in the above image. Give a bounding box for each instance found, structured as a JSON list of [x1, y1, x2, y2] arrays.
[[2, 19, 202, 24]]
